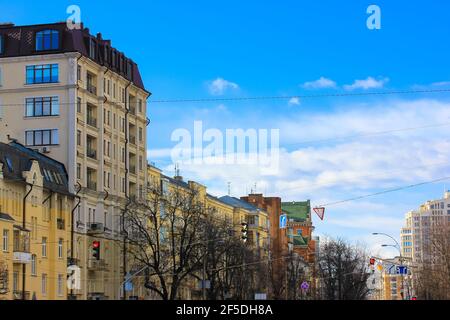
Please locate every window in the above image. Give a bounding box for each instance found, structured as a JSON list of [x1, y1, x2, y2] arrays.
[[25, 129, 59, 146], [42, 237, 47, 257], [139, 127, 143, 142], [138, 99, 143, 113], [31, 254, 37, 276], [26, 64, 58, 84], [35, 30, 59, 51], [0, 35, 4, 55], [77, 163, 81, 179], [25, 97, 59, 117], [2, 229, 8, 252], [77, 97, 82, 113], [13, 272, 19, 292], [57, 274, 63, 296], [89, 38, 96, 59], [58, 238, 63, 258], [297, 229, 303, 236], [41, 274, 47, 295], [77, 65, 81, 81], [77, 130, 81, 146]]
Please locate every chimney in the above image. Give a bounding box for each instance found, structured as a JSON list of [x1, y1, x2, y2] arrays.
[[97, 32, 102, 40]]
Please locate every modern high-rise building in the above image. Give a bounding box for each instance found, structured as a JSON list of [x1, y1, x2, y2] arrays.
[[401, 191, 450, 264], [400, 191, 450, 298], [0, 22, 150, 299]]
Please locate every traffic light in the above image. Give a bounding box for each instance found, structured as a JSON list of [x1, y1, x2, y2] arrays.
[[92, 241, 101, 260], [241, 222, 248, 243], [369, 258, 376, 265]]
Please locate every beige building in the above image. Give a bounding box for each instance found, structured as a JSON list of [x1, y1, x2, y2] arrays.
[[0, 141, 74, 300], [0, 22, 150, 299], [400, 191, 450, 298]]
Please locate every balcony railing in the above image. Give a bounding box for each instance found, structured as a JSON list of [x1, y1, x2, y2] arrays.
[[87, 83, 97, 95], [87, 180, 97, 191], [129, 107, 136, 115], [57, 218, 65, 230], [87, 149, 97, 159], [87, 259, 108, 271], [129, 136, 136, 145], [87, 223, 104, 235], [87, 117, 97, 128], [129, 165, 136, 174], [13, 291, 31, 300]]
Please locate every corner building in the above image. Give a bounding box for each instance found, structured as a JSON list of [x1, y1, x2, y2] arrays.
[[0, 22, 150, 299]]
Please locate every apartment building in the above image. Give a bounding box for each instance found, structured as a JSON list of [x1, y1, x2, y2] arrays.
[[142, 165, 270, 300], [401, 191, 450, 264], [0, 22, 150, 299], [0, 141, 73, 300]]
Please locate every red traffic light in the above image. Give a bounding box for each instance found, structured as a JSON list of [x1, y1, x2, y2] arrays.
[[369, 258, 376, 265], [93, 241, 100, 248], [411, 297, 417, 300]]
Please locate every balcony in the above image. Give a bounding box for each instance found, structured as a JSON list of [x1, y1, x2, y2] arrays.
[[87, 180, 97, 191], [87, 83, 97, 95], [87, 149, 97, 160], [87, 223, 104, 235], [87, 259, 108, 271], [13, 291, 31, 300], [129, 165, 136, 175], [13, 230, 31, 264], [87, 117, 97, 128], [129, 106, 136, 115], [129, 136, 136, 145], [57, 218, 65, 230]]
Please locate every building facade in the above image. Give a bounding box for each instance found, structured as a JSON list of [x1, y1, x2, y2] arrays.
[[0, 142, 73, 300], [0, 22, 150, 299]]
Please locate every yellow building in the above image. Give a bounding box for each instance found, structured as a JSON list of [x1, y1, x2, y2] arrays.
[[0, 22, 150, 299], [137, 165, 270, 300], [0, 141, 73, 300]]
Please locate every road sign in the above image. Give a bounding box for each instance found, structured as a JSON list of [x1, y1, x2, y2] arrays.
[[279, 214, 287, 229], [300, 281, 309, 291], [255, 293, 267, 300], [396, 266, 408, 275], [124, 272, 133, 292], [313, 207, 325, 220]]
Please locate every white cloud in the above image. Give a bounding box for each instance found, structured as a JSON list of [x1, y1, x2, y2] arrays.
[[431, 81, 450, 87], [344, 77, 389, 90], [288, 97, 300, 106], [302, 77, 337, 89], [150, 97, 450, 245], [208, 78, 239, 95]]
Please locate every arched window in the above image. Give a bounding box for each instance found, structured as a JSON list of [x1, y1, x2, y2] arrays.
[[35, 30, 59, 51]]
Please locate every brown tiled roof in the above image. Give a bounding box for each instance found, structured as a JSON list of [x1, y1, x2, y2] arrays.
[[0, 22, 147, 92]]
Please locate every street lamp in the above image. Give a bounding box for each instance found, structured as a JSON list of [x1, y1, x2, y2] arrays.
[[372, 232, 408, 300]]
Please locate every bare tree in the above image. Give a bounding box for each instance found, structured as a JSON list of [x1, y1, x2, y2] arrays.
[[317, 238, 370, 300], [285, 252, 309, 300], [415, 223, 450, 300], [124, 181, 206, 300]]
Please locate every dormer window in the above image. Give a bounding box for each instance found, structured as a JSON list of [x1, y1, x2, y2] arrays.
[[89, 38, 96, 59], [35, 30, 59, 51]]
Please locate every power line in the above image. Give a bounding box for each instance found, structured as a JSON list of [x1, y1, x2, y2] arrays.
[[318, 176, 450, 207], [148, 88, 450, 104], [0, 88, 449, 108]]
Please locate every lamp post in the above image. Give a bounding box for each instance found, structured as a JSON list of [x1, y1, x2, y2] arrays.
[[372, 232, 407, 300]]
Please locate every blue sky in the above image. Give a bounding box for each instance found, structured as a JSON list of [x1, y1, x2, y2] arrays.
[[2, 0, 450, 255]]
